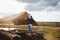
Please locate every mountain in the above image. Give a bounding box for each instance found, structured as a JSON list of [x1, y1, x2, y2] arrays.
[[0, 11, 38, 25]]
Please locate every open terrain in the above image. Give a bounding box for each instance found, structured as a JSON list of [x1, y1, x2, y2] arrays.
[[0, 25, 60, 40]]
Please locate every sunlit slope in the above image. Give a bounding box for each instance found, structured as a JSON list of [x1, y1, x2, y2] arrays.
[[0, 11, 38, 26]]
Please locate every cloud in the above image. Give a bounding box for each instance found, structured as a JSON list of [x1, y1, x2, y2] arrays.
[[29, 11, 60, 22], [24, 0, 60, 11], [0, 11, 21, 18], [0, 0, 27, 13], [16, 0, 41, 3], [0, 0, 28, 18], [0, 13, 12, 18], [0, 15, 3, 18]]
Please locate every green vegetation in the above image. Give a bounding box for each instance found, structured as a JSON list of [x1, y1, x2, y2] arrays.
[[36, 28, 60, 37], [38, 22, 60, 27], [0, 25, 60, 37], [0, 25, 27, 29], [46, 29, 60, 37]]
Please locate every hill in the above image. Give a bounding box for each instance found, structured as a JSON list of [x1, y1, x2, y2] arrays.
[[0, 11, 38, 26]]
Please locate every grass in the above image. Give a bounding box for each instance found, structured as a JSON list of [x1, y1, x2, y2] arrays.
[[0, 25, 60, 37], [0, 25, 27, 28]]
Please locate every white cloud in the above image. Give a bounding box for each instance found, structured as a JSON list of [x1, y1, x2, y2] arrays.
[[0, 0, 27, 13], [0, 15, 4, 18], [29, 11, 60, 22], [0, 0, 28, 18]]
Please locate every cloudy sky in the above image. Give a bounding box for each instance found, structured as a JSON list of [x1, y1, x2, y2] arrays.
[[0, 0, 60, 22]]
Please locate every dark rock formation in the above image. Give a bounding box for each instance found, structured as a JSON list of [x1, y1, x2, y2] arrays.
[[0, 30, 45, 40]]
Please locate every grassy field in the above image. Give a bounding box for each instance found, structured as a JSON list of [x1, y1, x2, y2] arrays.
[[0, 25, 60, 33], [0, 24, 60, 40], [0, 25, 60, 37]]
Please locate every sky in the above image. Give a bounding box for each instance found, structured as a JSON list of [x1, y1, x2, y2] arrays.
[[0, 0, 60, 22], [0, 0, 27, 18]]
